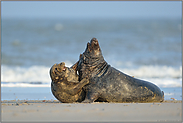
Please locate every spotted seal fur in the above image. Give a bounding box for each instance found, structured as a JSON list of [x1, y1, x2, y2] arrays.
[[50, 62, 89, 103]]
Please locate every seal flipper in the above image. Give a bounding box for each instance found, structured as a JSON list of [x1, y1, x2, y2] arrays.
[[65, 78, 89, 96], [71, 61, 79, 71], [161, 91, 164, 102], [82, 91, 99, 103]]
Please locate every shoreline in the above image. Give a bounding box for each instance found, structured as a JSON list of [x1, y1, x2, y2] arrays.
[[1, 100, 182, 122], [1, 99, 182, 103]]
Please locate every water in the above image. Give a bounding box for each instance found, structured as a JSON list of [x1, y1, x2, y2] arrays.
[[1, 18, 182, 100], [1, 87, 182, 101]]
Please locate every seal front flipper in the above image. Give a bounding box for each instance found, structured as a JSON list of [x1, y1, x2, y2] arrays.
[[71, 54, 83, 71], [71, 61, 79, 71], [64, 78, 89, 96], [82, 99, 92, 103], [82, 91, 99, 103]]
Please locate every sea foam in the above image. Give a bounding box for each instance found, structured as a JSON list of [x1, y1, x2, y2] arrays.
[[1, 64, 182, 88]]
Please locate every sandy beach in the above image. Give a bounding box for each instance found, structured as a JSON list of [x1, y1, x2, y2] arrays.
[[1, 100, 182, 122]]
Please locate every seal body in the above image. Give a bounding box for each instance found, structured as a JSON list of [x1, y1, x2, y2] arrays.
[[78, 38, 164, 103], [50, 62, 89, 103]]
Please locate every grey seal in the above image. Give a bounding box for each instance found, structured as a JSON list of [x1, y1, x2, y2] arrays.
[[50, 62, 89, 103], [77, 38, 164, 103]]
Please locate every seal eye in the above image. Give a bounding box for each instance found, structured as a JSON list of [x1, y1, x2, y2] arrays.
[[54, 68, 58, 72]]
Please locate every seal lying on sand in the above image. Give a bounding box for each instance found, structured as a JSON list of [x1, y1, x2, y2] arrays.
[[50, 62, 89, 103], [77, 38, 164, 103]]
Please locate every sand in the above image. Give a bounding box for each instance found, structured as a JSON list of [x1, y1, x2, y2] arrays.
[[1, 100, 182, 122]]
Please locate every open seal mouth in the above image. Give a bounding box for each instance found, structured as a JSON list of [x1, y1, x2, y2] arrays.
[[86, 38, 100, 52], [60, 62, 67, 72], [54, 66, 66, 72], [63, 67, 66, 71], [53, 62, 67, 74]]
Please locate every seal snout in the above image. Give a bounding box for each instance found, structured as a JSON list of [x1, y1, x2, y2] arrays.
[[90, 38, 98, 45], [58, 62, 66, 71], [60, 62, 65, 66]]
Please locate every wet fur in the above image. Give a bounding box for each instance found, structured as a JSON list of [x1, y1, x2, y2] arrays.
[[50, 62, 89, 103]]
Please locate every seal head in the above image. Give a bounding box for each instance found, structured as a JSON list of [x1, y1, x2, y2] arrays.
[[84, 38, 103, 59]]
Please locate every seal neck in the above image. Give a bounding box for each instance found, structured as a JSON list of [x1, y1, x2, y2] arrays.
[[82, 52, 105, 65], [82, 53, 109, 77], [94, 62, 110, 77]]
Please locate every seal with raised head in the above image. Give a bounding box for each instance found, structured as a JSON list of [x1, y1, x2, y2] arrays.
[[77, 38, 164, 103], [50, 62, 89, 103]]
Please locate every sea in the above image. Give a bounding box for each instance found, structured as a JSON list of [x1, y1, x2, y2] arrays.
[[1, 17, 182, 101]]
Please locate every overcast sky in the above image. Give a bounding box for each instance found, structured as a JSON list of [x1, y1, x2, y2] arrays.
[[1, 1, 182, 19]]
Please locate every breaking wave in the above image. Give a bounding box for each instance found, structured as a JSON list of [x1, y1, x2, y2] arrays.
[[1, 63, 182, 88]]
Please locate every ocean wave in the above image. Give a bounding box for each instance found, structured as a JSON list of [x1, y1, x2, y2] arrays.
[[2, 65, 51, 83], [1, 64, 182, 88], [120, 65, 182, 78], [1, 78, 181, 88], [1, 82, 50, 87], [138, 78, 182, 88]]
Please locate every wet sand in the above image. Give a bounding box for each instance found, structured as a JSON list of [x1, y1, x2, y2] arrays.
[[1, 100, 182, 122]]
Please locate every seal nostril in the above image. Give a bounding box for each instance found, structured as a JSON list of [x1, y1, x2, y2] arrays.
[[90, 38, 98, 45], [94, 41, 98, 45]]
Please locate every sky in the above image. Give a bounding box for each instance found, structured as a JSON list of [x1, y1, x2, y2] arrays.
[[1, 1, 182, 19]]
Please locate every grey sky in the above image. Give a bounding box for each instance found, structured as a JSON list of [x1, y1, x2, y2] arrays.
[[1, 1, 182, 19]]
